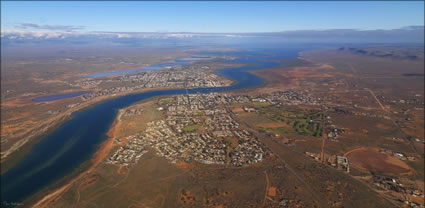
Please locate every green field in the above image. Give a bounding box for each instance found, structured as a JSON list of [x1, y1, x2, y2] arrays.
[[158, 97, 174, 104], [183, 124, 200, 132], [256, 106, 323, 137], [252, 101, 270, 107]]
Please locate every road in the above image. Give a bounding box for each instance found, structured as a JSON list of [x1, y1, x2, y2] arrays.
[[365, 88, 419, 155], [261, 171, 270, 208], [365, 88, 386, 111], [227, 107, 329, 208]]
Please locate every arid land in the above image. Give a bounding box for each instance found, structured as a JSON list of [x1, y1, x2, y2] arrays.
[[22, 46, 425, 208], [1, 46, 424, 208], [1, 47, 239, 172]]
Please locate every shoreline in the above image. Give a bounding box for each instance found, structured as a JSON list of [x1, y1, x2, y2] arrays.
[[1, 86, 180, 166], [7, 53, 294, 206], [31, 109, 125, 208], [1, 62, 239, 163], [6, 66, 239, 206], [29, 79, 267, 207]]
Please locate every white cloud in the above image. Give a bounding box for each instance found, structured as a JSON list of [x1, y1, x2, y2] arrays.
[[117, 33, 132, 38], [1, 29, 80, 39]]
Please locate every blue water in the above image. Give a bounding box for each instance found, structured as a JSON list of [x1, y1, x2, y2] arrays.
[[86, 56, 213, 78], [32, 91, 92, 102], [1, 48, 300, 204]]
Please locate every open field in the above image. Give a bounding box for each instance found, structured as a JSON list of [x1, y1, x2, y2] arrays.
[[249, 46, 424, 206], [257, 106, 323, 137], [235, 104, 324, 139], [182, 124, 201, 133], [347, 148, 412, 175], [47, 152, 188, 208], [116, 99, 164, 139]]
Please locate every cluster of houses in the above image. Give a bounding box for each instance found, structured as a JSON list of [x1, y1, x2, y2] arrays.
[[258, 90, 320, 106], [107, 120, 264, 167], [106, 91, 328, 167], [302, 148, 423, 206], [69, 79, 103, 87], [373, 175, 405, 192], [106, 135, 149, 166], [325, 106, 391, 120], [123, 107, 143, 117], [160, 92, 252, 107], [47, 110, 60, 115], [377, 94, 424, 109], [157, 94, 266, 166], [107, 93, 271, 167], [378, 148, 416, 161], [81, 85, 145, 100], [372, 175, 424, 208], [67, 102, 80, 108], [117, 66, 230, 88], [325, 124, 345, 141], [229, 139, 264, 166], [80, 66, 230, 100]]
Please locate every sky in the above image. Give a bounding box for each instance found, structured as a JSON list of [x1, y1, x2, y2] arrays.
[[1, 1, 424, 33]]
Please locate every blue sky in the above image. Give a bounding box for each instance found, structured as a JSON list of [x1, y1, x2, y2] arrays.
[[1, 1, 424, 33]]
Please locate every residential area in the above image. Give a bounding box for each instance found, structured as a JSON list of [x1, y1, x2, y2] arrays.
[[106, 90, 327, 168], [80, 65, 232, 100]]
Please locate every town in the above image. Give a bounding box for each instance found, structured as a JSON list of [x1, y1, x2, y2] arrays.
[[79, 65, 232, 100], [107, 93, 271, 167], [104, 89, 425, 207], [107, 90, 327, 167]]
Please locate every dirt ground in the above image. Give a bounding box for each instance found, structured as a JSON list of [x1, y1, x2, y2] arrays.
[[347, 148, 412, 175]]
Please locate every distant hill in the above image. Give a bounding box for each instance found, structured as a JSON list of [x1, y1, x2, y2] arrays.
[[338, 46, 425, 60]]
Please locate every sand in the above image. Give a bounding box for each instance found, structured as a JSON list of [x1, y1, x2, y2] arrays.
[[32, 109, 124, 208]]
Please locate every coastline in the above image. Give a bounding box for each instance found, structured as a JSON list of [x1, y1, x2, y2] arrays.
[[0, 88, 143, 171], [2, 86, 182, 170], [1, 62, 239, 165], [3, 51, 294, 205], [28, 70, 271, 207], [27, 93, 180, 207], [4, 71, 235, 206], [31, 109, 125, 208]]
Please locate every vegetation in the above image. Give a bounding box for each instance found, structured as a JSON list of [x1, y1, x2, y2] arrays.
[[252, 101, 269, 107], [256, 126, 291, 134], [256, 106, 323, 137], [183, 124, 200, 132], [158, 97, 174, 104]]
